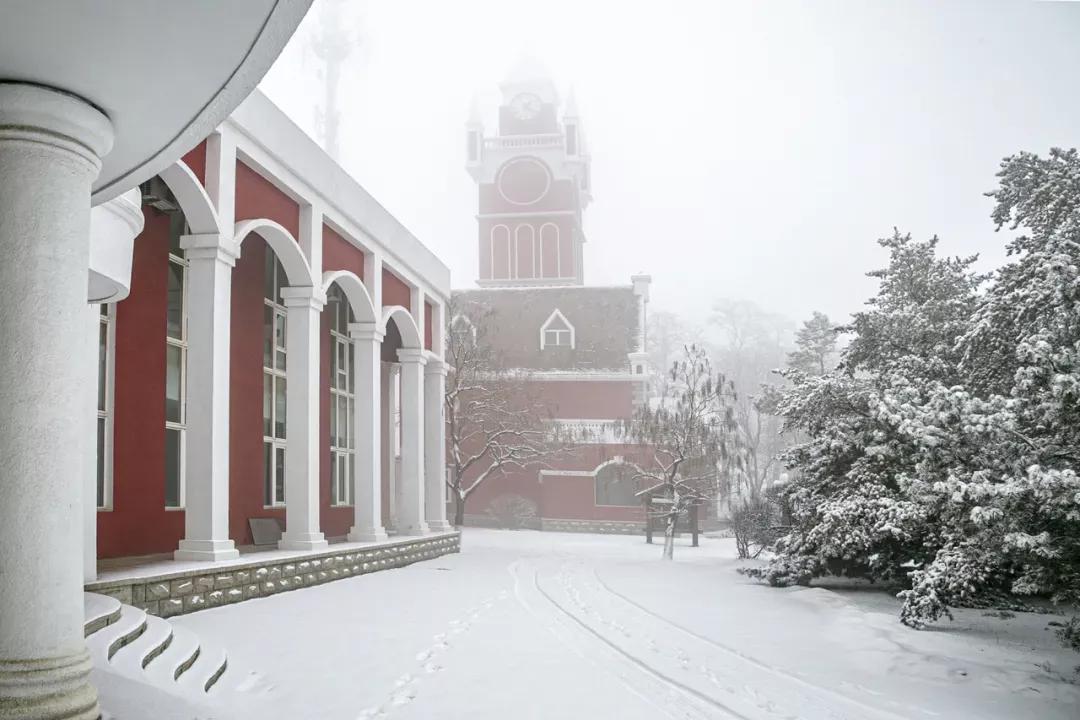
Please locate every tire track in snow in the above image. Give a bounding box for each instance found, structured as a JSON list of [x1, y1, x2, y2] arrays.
[[583, 565, 915, 720], [511, 559, 744, 720]]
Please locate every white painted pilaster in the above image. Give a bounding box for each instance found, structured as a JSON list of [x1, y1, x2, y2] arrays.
[[396, 349, 429, 535], [204, 130, 236, 230], [299, 202, 324, 277], [278, 286, 329, 551], [0, 82, 113, 720], [347, 322, 388, 542], [175, 234, 240, 561], [424, 359, 452, 531]]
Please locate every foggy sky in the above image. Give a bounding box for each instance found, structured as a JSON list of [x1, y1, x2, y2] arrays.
[[259, 0, 1080, 329]]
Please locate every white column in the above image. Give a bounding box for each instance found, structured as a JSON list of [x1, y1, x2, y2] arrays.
[[278, 286, 329, 551], [175, 235, 240, 561], [0, 83, 112, 720], [396, 349, 429, 535], [383, 363, 399, 529], [347, 323, 388, 542], [424, 359, 452, 531]]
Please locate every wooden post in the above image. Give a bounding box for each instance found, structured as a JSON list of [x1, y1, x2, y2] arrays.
[[691, 504, 700, 547], [644, 494, 653, 544]]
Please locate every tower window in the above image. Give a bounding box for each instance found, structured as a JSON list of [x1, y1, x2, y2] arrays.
[[566, 125, 578, 156]]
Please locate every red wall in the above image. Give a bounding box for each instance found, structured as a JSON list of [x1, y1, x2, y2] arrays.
[[323, 224, 364, 280], [99, 209, 185, 558], [382, 268, 411, 308], [229, 237, 282, 544], [181, 141, 207, 186], [532, 380, 634, 420], [424, 302, 433, 351], [235, 160, 300, 238], [463, 443, 648, 524]]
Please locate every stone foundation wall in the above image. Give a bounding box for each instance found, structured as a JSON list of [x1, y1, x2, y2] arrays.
[[86, 533, 460, 618], [540, 518, 645, 535]]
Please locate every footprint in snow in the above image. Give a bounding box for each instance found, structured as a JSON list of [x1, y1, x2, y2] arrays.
[[393, 674, 414, 689], [390, 689, 416, 707], [423, 661, 443, 674]]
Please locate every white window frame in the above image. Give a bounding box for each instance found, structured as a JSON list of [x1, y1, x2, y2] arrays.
[[329, 288, 355, 507], [97, 303, 116, 511], [490, 224, 511, 280], [165, 246, 188, 510], [264, 254, 288, 508], [539, 222, 560, 278], [514, 223, 535, 279], [539, 308, 575, 350]]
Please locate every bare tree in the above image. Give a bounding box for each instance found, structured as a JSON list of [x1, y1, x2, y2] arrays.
[[443, 299, 567, 527], [624, 345, 740, 560]]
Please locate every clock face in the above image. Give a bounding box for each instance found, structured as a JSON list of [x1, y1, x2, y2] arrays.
[[510, 92, 543, 120]]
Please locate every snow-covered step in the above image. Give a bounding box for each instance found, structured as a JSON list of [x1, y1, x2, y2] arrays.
[[84, 593, 122, 637], [144, 624, 201, 686], [176, 639, 228, 694], [85, 604, 147, 663], [109, 614, 173, 675]]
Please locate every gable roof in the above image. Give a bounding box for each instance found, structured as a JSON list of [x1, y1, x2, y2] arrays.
[[453, 285, 639, 372]]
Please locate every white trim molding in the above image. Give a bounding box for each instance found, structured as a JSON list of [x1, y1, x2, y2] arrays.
[[539, 308, 575, 350]]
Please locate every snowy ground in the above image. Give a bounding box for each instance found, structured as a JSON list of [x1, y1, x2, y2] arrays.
[[113, 528, 1078, 719]]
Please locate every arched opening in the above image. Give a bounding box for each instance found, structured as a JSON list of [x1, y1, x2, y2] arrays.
[[229, 219, 313, 543], [379, 306, 423, 533], [594, 460, 641, 507], [319, 270, 379, 537]]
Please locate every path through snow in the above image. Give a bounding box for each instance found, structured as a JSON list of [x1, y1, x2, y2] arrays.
[[128, 529, 1080, 720]]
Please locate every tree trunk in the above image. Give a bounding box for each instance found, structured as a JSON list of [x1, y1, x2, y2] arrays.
[[454, 492, 466, 527], [662, 511, 676, 560]]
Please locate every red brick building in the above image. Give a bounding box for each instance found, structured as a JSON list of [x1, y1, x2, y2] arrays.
[[456, 61, 653, 533]]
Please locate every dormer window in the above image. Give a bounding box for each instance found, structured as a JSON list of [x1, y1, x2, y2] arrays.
[[540, 309, 575, 350]]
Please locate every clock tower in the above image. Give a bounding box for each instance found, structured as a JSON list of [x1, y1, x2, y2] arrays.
[[466, 58, 591, 287]]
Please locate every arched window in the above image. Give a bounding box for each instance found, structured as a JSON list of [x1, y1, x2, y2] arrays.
[[328, 285, 355, 506], [263, 251, 288, 506], [490, 225, 510, 280], [595, 462, 640, 507], [515, 224, 535, 279], [540, 223, 559, 278]]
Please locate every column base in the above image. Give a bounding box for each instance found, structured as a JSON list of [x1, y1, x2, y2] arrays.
[[347, 527, 389, 543], [278, 533, 329, 552], [174, 539, 240, 562], [0, 651, 98, 720], [426, 521, 454, 533], [397, 522, 430, 537]]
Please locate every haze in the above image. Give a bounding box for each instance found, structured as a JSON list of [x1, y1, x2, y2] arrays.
[[259, 0, 1080, 328]]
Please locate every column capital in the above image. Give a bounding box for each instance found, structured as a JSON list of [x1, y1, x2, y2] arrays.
[[348, 321, 385, 343], [280, 285, 327, 311], [0, 83, 113, 168], [424, 357, 448, 377], [397, 348, 427, 365], [180, 233, 237, 266]]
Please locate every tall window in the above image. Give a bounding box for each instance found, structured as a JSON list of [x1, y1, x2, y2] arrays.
[[165, 216, 188, 509], [97, 304, 115, 509], [595, 462, 639, 507], [328, 286, 355, 506], [264, 252, 288, 506]]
